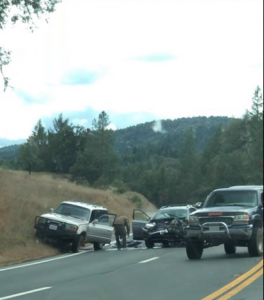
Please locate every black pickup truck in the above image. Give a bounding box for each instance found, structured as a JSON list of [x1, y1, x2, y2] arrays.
[[186, 186, 263, 260]]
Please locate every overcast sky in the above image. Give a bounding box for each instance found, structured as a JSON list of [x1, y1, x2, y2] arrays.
[[0, 0, 263, 142]]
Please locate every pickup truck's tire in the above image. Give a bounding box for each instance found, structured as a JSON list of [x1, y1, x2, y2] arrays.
[[186, 240, 203, 260], [145, 240, 154, 249], [72, 234, 85, 253], [248, 227, 263, 257], [94, 242, 104, 251], [224, 242, 236, 255]]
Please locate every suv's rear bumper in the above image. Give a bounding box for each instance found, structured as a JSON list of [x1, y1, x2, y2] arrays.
[[187, 224, 253, 241]]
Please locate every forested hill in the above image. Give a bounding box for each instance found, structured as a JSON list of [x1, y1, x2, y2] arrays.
[[0, 145, 20, 166], [0, 87, 262, 208], [114, 116, 232, 155]]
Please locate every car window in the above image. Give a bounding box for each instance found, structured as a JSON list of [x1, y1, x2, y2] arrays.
[[54, 203, 90, 220], [204, 191, 258, 208], [154, 209, 187, 220], [98, 214, 116, 226]]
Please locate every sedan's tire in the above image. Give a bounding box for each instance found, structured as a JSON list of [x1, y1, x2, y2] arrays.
[[72, 234, 85, 253], [94, 242, 104, 251], [186, 240, 203, 260], [224, 242, 236, 255], [145, 240, 154, 249], [248, 227, 263, 257]]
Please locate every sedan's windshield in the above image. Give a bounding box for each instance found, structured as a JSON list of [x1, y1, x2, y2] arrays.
[[54, 203, 90, 220], [204, 191, 258, 208], [153, 209, 187, 220]]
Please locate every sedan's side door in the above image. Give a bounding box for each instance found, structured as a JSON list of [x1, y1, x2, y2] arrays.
[[132, 210, 150, 240]]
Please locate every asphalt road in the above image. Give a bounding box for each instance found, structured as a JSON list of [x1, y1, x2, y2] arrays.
[[0, 244, 263, 300]]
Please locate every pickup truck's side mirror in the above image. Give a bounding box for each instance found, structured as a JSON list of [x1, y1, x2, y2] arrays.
[[195, 202, 203, 209], [92, 219, 98, 225]]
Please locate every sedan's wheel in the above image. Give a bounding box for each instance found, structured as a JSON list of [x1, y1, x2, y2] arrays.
[[186, 240, 203, 260], [94, 242, 104, 251], [224, 242, 237, 255], [248, 227, 263, 257], [145, 240, 154, 249], [72, 234, 85, 253]]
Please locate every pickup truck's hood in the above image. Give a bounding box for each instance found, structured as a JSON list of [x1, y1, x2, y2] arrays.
[[40, 213, 87, 226], [193, 206, 255, 216]]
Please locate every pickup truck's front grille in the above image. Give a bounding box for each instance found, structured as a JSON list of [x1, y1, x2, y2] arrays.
[[199, 217, 234, 226]]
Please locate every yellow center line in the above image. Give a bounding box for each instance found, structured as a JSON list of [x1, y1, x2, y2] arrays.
[[217, 268, 263, 300], [201, 260, 263, 300]]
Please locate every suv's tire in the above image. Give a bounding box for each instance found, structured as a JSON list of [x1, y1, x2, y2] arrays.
[[35, 230, 44, 241], [224, 242, 236, 255], [72, 234, 85, 253], [186, 240, 203, 260], [248, 227, 263, 257], [145, 240, 154, 249], [94, 242, 104, 251]]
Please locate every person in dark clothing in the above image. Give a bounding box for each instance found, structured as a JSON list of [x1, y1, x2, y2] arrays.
[[114, 216, 130, 250]]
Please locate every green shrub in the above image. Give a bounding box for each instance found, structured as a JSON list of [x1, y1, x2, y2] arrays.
[[128, 195, 142, 208]]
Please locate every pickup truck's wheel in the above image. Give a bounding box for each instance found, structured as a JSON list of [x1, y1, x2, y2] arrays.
[[248, 227, 263, 257], [145, 240, 154, 249], [94, 242, 104, 251], [224, 242, 236, 255], [186, 240, 203, 260], [72, 234, 85, 253]]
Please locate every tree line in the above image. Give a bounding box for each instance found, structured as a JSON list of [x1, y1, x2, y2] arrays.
[[2, 87, 263, 207]]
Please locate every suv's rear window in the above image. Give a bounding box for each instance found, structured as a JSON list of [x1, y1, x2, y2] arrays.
[[55, 203, 91, 220], [204, 191, 258, 208]]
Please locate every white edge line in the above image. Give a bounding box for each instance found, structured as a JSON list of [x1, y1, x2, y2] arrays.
[[0, 252, 86, 273], [0, 287, 52, 300], [139, 257, 159, 264]]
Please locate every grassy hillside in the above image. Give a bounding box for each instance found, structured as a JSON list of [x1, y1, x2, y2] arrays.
[[0, 169, 156, 266]]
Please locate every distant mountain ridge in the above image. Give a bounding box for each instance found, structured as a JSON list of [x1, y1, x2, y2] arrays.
[[0, 116, 234, 164], [0, 138, 26, 148], [114, 116, 233, 155]]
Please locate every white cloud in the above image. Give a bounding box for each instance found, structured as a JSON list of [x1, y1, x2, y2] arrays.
[[0, 0, 262, 140]]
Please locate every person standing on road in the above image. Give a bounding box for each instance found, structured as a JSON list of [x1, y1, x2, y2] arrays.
[[114, 216, 130, 250]]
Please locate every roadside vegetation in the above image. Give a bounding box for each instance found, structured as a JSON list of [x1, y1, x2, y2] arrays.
[[0, 169, 156, 266]]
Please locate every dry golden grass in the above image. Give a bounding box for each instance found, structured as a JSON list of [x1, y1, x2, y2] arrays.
[[0, 169, 156, 266]]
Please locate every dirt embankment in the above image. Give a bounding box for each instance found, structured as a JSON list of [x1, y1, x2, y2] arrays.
[[0, 169, 156, 266]]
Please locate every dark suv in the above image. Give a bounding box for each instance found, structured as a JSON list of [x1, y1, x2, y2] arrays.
[[186, 186, 263, 259], [132, 205, 197, 248]]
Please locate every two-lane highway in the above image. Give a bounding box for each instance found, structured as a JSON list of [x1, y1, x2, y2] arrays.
[[0, 245, 263, 300]]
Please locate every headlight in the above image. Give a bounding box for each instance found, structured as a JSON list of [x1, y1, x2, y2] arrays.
[[234, 214, 250, 225], [36, 217, 46, 224], [65, 224, 79, 232], [189, 216, 200, 226], [145, 223, 155, 229]]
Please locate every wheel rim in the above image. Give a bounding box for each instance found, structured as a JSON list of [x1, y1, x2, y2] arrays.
[[257, 229, 263, 254]]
